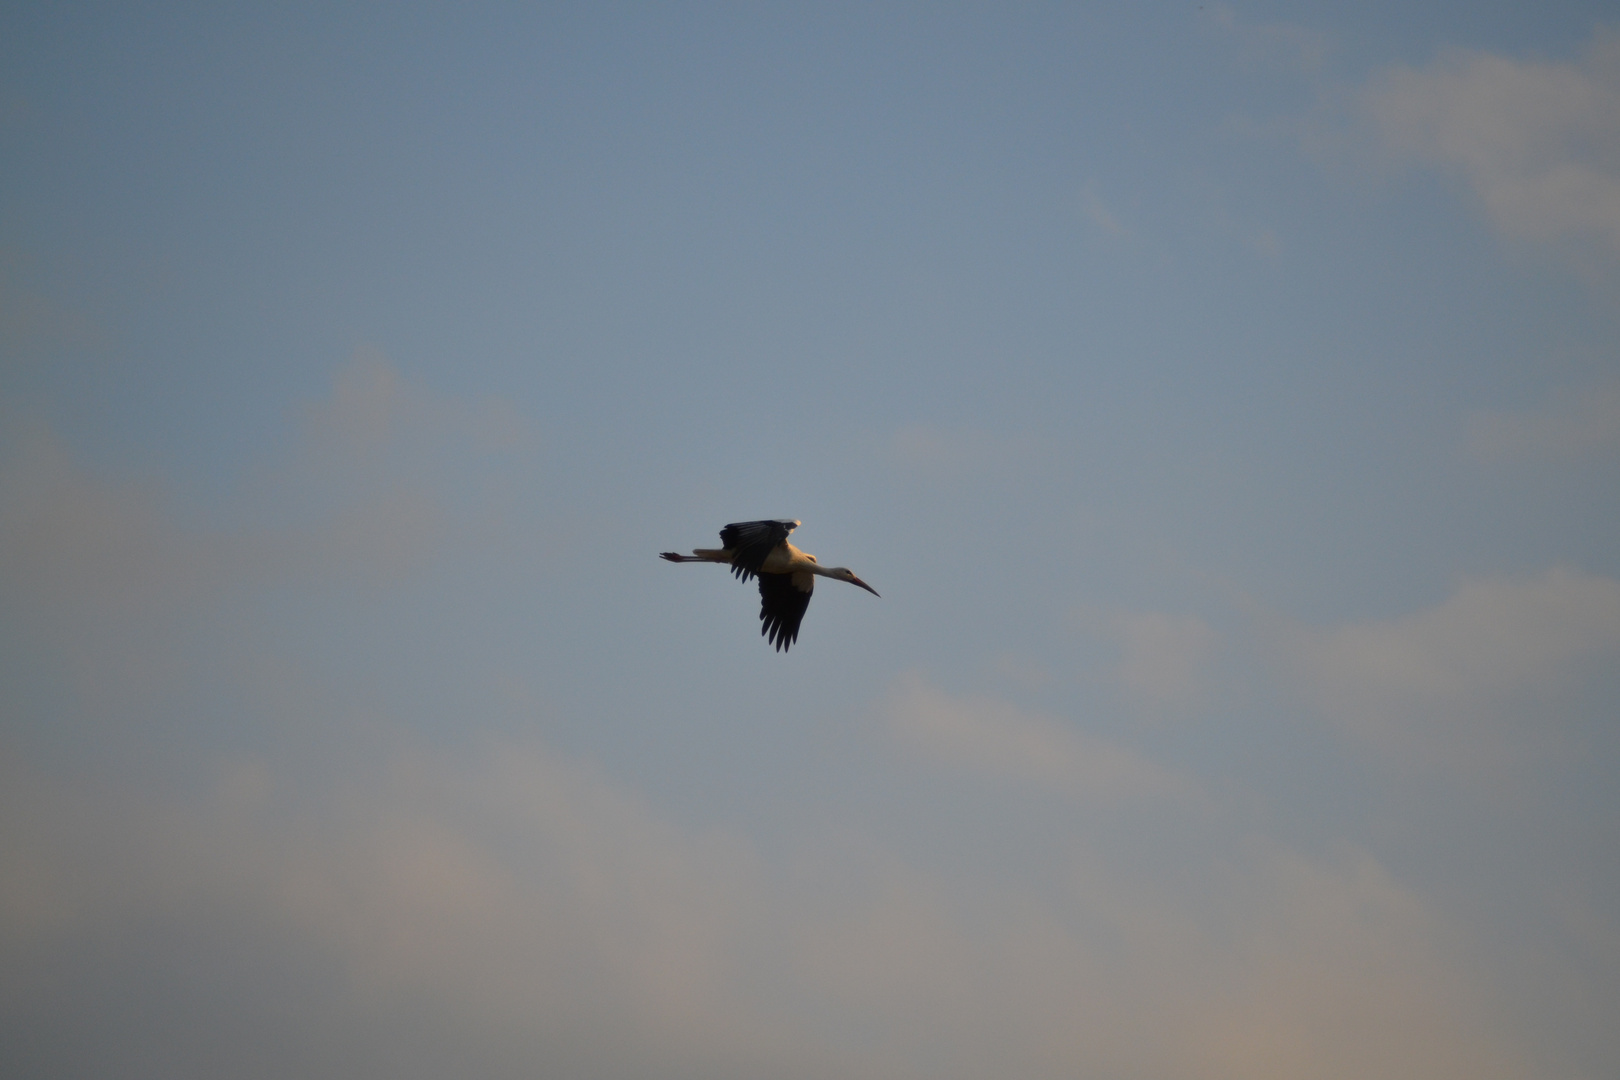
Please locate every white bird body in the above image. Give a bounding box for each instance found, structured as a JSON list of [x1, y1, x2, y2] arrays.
[[661, 519, 878, 651], [688, 541, 812, 575]]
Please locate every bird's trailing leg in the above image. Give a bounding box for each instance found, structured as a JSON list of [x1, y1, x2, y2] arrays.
[[659, 548, 731, 563]]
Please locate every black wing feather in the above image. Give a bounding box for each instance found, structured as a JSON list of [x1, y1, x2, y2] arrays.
[[719, 519, 798, 581], [757, 573, 812, 652]]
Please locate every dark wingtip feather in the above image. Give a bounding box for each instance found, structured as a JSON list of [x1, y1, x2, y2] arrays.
[[756, 572, 810, 653]]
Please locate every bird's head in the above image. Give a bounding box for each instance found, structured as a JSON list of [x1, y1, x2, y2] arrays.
[[830, 567, 880, 597]]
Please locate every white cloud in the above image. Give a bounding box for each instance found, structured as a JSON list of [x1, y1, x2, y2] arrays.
[[0, 351, 558, 796], [1362, 31, 1620, 252], [1465, 380, 1620, 461], [0, 741, 832, 1080], [1079, 185, 1130, 238], [0, 366, 1589, 1079], [886, 671, 1188, 799], [1114, 611, 1218, 715], [300, 347, 529, 463], [1206, 4, 1330, 75], [889, 424, 1036, 474], [0, 421, 227, 730], [0, 255, 105, 355], [1287, 567, 1620, 763], [0, 737, 1543, 1080], [1, 349, 532, 608], [991, 651, 1052, 689], [1246, 224, 1283, 258]]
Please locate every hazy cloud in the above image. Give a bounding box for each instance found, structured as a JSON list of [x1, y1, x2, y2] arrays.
[[0, 741, 831, 1080], [889, 424, 1036, 473], [0, 255, 104, 355], [1114, 611, 1219, 716], [3, 6, 1614, 1075], [1465, 380, 1620, 461], [0, 360, 1595, 1079], [1362, 31, 1620, 252], [886, 671, 1188, 799], [1206, 4, 1330, 75], [1079, 185, 1130, 238], [300, 348, 530, 463], [0, 352, 541, 775], [0, 734, 1539, 1080], [1286, 566, 1620, 764], [990, 651, 1053, 689], [0, 421, 227, 735]]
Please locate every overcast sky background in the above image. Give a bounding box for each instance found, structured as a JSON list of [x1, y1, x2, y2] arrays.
[[3, 3, 1619, 1078]]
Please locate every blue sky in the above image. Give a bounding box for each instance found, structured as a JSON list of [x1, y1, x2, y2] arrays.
[[3, 4, 1619, 1078]]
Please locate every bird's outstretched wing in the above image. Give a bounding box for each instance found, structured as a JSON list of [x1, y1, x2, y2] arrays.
[[757, 572, 813, 652], [719, 519, 799, 581]]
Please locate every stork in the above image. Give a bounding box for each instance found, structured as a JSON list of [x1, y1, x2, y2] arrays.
[[661, 519, 879, 651]]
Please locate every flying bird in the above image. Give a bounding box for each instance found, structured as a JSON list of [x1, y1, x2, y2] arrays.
[[661, 519, 879, 651]]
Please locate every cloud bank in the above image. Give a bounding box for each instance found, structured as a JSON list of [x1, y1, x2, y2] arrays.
[[1362, 30, 1620, 253], [0, 359, 1595, 1079], [1465, 380, 1620, 461], [1284, 567, 1620, 767]]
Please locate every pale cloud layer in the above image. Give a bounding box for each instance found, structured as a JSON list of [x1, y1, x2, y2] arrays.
[[1079, 185, 1130, 239], [0, 364, 1564, 1079], [1465, 380, 1620, 461], [1362, 32, 1620, 252], [1285, 567, 1620, 765], [1206, 4, 1330, 75], [0, 735, 1537, 1080], [889, 424, 1036, 473], [3, 7, 1616, 1077], [885, 671, 1187, 799], [1114, 610, 1219, 716]]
